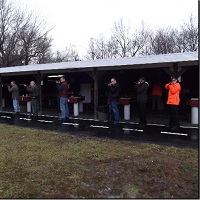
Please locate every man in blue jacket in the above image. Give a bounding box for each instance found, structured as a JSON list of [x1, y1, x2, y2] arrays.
[[107, 78, 120, 124]]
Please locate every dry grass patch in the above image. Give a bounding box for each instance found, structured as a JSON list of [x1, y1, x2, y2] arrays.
[[0, 124, 198, 198]]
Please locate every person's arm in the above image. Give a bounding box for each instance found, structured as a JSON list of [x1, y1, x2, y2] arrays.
[[26, 86, 34, 92], [113, 85, 120, 97], [110, 84, 120, 98], [134, 82, 139, 90], [57, 83, 65, 91], [8, 86, 17, 92], [165, 83, 170, 90], [169, 83, 181, 94]]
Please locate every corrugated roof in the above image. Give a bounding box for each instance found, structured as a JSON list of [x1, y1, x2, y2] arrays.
[[0, 51, 198, 75]]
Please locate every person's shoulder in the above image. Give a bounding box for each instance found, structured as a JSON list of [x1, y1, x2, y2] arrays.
[[144, 81, 149, 86], [174, 82, 180, 86], [176, 82, 181, 87]]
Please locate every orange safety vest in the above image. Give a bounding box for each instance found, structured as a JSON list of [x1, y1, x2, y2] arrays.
[[165, 82, 181, 105]]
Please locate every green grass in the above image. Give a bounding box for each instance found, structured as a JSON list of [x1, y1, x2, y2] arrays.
[[0, 124, 198, 198]]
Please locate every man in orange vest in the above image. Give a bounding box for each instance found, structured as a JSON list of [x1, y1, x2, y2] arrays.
[[165, 76, 181, 131]]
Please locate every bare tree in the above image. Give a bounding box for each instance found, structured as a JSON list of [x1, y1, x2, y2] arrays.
[[107, 36, 119, 58], [84, 14, 197, 59], [111, 18, 131, 57], [129, 21, 150, 56], [145, 27, 178, 55], [143, 14, 198, 55], [175, 14, 198, 52], [0, 0, 53, 67], [0, 0, 22, 67], [85, 19, 151, 59], [18, 12, 53, 65], [85, 36, 119, 60], [94, 36, 108, 59], [51, 45, 80, 63], [85, 37, 98, 60]]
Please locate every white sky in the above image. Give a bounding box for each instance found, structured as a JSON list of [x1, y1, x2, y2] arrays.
[[17, 0, 198, 57]]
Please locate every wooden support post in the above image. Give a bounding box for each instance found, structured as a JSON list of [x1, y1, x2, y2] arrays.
[[163, 64, 192, 82], [173, 63, 178, 78], [89, 69, 99, 119], [93, 71, 98, 119], [163, 63, 186, 78], [177, 66, 191, 77], [162, 67, 174, 77], [34, 72, 44, 114], [87, 69, 105, 119]]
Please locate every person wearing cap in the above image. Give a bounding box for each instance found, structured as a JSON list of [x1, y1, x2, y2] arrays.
[[165, 76, 181, 131], [134, 76, 149, 127]]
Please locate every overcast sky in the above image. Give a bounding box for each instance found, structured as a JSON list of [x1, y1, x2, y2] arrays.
[[17, 0, 198, 56]]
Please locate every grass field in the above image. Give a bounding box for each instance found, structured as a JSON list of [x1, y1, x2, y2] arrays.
[[0, 124, 198, 198]]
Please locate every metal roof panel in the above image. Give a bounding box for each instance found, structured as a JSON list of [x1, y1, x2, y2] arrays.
[[0, 51, 198, 75]]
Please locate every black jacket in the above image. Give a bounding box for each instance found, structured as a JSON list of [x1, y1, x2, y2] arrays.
[[134, 81, 149, 103], [107, 83, 120, 101]]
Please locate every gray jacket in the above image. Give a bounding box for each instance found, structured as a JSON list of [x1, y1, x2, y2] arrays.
[[8, 85, 19, 100], [134, 81, 149, 103], [26, 85, 38, 98]]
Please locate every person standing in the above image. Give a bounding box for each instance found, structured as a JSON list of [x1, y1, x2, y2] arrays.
[[165, 76, 181, 131], [151, 80, 163, 110], [107, 78, 120, 124], [56, 76, 69, 122], [7, 81, 20, 115], [134, 76, 149, 127], [25, 81, 39, 118]]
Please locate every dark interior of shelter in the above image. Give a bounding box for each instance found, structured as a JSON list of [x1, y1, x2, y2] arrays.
[[2, 66, 199, 118]]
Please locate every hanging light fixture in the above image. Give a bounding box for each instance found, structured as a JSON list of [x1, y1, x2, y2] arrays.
[[47, 75, 64, 78]]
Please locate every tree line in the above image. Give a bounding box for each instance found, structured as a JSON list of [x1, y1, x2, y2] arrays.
[[0, 0, 198, 67], [85, 17, 198, 60]]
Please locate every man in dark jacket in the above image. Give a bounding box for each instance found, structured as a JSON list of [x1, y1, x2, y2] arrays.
[[134, 76, 149, 127], [25, 81, 39, 118], [107, 78, 120, 124], [56, 76, 69, 122], [8, 81, 20, 115]]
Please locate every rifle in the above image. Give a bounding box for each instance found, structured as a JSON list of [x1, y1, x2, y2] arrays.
[[48, 80, 60, 83], [3, 83, 11, 86], [19, 84, 28, 87]]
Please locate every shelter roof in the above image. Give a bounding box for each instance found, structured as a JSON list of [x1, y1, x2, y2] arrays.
[[0, 51, 198, 76]]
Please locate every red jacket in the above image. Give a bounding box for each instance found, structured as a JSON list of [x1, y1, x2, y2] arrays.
[[57, 81, 68, 98], [151, 82, 162, 96], [165, 82, 181, 105]]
